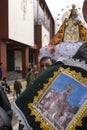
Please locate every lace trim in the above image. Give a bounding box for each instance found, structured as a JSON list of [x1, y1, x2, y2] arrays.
[[62, 58, 87, 71], [12, 102, 33, 130]]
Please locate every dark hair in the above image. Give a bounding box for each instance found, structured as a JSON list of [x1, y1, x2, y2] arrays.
[[40, 56, 56, 64], [3, 77, 6, 81], [40, 56, 52, 64], [0, 62, 2, 65]]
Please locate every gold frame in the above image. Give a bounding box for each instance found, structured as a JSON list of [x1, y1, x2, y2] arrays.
[[28, 67, 87, 130]]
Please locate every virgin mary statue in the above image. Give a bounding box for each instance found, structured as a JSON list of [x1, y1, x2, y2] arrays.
[[39, 4, 87, 61]]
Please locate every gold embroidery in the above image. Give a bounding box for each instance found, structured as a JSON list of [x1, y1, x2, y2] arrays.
[[28, 67, 87, 130]]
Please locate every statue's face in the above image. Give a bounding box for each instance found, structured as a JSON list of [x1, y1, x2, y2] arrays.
[[72, 4, 76, 9]]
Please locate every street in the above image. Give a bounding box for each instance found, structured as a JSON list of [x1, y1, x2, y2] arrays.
[[7, 86, 26, 130]]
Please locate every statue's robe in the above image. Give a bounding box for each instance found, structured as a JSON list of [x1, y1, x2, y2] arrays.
[[49, 21, 87, 46], [39, 21, 87, 62]]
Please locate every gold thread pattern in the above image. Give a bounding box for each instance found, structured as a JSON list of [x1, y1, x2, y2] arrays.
[[28, 67, 87, 130]]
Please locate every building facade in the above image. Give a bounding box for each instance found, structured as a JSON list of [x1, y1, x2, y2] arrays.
[[0, 0, 55, 79]]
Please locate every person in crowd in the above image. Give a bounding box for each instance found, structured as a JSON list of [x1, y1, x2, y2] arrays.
[[28, 63, 33, 72], [30, 64, 39, 81], [1, 77, 11, 94], [26, 64, 39, 86], [26, 63, 33, 86], [0, 85, 13, 130], [39, 56, 53, 73], [13, 78, 22, 99], [0, 62, 3, 81]]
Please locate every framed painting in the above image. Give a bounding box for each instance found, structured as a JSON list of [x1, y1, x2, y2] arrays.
[[28, 67, 87, 130]]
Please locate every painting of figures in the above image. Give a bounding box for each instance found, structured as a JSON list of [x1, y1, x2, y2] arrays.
[[36, 73, 87, 130]]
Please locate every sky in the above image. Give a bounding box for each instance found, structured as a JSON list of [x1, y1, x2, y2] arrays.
[[45, 0, 84, 18], [45, 0, 86, 30]]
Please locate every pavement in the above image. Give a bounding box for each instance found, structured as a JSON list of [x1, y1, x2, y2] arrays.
[[0, 71, 27, 130], [7, 80, 27, 130], [7, 92, 19, 130]]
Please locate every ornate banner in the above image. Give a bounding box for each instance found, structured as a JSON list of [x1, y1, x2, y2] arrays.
[[29, 67, 87, 130]]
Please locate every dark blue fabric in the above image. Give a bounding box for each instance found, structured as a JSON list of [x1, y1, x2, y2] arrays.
[[73, 42, 87, 63]]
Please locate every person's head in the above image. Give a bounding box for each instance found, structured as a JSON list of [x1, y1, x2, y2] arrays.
[[39, 56, 53, 72], [3, 77, 6, 81], [33, 64, 38, 71], [15, 77, 18, 82]]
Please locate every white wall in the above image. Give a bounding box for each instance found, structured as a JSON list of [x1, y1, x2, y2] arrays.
[[8, 0, 34, 46], [42, 25, 49, 47]]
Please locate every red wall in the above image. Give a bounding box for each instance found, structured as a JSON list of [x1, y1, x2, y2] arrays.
[[0, 0, 8, 39]]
